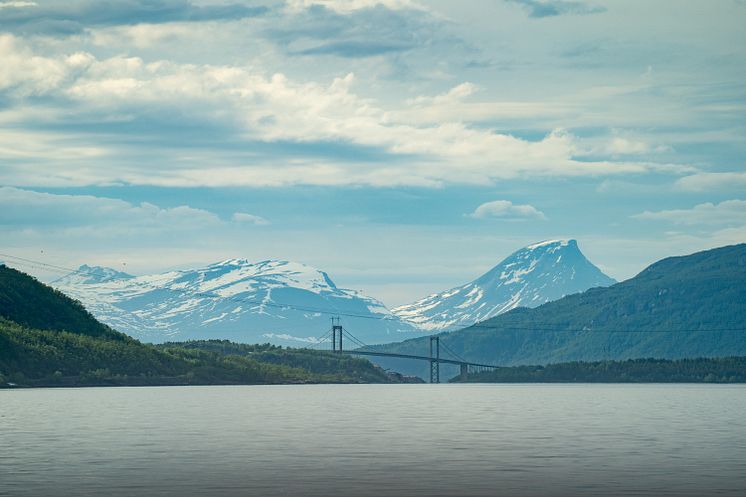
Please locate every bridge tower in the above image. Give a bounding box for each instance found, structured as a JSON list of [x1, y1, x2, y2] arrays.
[[331, 317, 343, 352], [429, 336, 440, 383]]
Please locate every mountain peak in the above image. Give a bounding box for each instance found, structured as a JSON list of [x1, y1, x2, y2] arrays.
[[209, 258, 253, 267], [54, 257, 418, 345], [394, 239, 615, 332], [525, 239, 574, 251], [53, 264, 134, 286]]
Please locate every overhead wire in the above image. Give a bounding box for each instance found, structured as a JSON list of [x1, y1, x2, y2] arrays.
[[2, 252, 745, 336]]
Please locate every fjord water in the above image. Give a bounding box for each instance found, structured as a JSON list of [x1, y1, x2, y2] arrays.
[[2, 385, 745, 497]]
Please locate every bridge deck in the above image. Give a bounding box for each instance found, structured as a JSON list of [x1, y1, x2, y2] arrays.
[[340, 350, 500, 369]]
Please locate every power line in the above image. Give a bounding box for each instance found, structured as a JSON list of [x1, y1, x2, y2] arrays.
[[2, 252, 745, 336], [460, 323, 746, 334], [0, 253, 405, 323]]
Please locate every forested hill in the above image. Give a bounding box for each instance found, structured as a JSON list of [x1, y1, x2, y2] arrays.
[[373, 244, 746, 369], [0, 265, 117, 339], [457, 357, 746, 383], [0, 265, 399, 387]]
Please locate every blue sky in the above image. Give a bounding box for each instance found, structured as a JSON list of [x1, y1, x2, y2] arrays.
[[1, 0, 745, 306]]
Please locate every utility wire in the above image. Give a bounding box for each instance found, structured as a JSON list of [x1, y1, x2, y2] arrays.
[[2, 252, 745, 335], [0, 254, 402, 323]]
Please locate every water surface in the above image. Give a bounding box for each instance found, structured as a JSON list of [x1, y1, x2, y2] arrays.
[[2, 384, 745, 496]]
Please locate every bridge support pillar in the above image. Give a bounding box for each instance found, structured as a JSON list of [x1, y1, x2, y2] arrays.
[[331, 317, 342, 352], [429, 336, 440, 383], [459, 363, 468, 382]]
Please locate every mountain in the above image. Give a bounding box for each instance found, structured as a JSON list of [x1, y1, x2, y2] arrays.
[[372, 244, 746, 377], [53, 259, 423, 345], [54, 264, 134, 285], [0, 265, 400, 387], [393, 239, 616, 331]]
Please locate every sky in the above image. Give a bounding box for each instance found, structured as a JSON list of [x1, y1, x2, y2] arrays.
[[1, 0, 745, 307]]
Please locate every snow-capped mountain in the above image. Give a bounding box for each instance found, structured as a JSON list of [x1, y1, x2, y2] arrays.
[[392, 239, 616, 332], [53, 259, 424, 345], [56, 264, 135, 285]]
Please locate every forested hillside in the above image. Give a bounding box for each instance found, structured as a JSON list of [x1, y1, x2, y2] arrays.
[[372, 244, 746, 374], [0, 266, 397, 387], [457, 357, 746, 383], [0, 265, 116, 338]]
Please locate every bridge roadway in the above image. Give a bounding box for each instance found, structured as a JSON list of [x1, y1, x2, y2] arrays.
[[339, 349, 500, 382]]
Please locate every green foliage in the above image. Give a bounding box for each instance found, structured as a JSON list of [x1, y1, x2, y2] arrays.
[[0, 268, 396, 387], [456, 356, 746, 383], [162, 340, 397, 383], [0, 319, 396, 387], [0, 265, 118, 339]]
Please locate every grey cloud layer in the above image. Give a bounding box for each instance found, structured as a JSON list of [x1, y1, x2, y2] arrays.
[[266, 3, 457, 58], [0, 0, 741, 190], [0, 0, 268, 34], [506, 0, 606, 18]]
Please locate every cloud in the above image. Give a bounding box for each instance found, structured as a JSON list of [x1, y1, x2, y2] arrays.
[[632, 199, 746, 226], [407, 82, 479, 106], [0, 34, 70, 94], [292, 40, 411, 57], [266, 0, 442, 58], [0, 0, 268, 34], [285, 0, 423, 14], [0, 186, 222, 233], [506, 0, 606, 18], [604, 137, 669, 156], [232, 212, 270, 225], [0, 35, 699, 189], [467, 200, 547, 220], [0, 1, 37, 8], [674, 172, 746, 192]]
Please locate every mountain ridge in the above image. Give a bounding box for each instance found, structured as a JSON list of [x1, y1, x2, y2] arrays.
[[393, 239, 615, 331], [370, 243, 746, 377], [53, 258, 422, 345], [0, 265, 401, 386]]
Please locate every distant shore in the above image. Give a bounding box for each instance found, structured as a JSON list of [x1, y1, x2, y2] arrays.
[[453, 356, 746, 383]]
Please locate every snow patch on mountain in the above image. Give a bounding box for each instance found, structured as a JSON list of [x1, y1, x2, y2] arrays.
[[53, 259, 424, 345], [393, 239, 616, 332]]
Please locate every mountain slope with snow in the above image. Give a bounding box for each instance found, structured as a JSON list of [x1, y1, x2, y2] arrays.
[[393, 240, 616, 331], [53, 259, 423, 345]]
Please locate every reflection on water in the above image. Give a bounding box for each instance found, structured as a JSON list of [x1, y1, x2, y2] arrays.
[[1, 384, 745, 497]]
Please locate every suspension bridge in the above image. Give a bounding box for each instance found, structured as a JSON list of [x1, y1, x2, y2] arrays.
[[312, 318, 500, 383]]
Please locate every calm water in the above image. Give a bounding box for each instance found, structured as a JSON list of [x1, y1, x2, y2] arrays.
[[1, 384, 745, 497]]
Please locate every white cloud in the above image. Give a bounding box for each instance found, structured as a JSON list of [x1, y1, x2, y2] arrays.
[[604, 136, 669, 156], [232, 212, 270, 225], [0, 34, 67, 94], [0, 186, 222, 233], [284, 0, 423, 14], [632, 199, 746, 226], [90, 23, 197, 50], [467, 200, 547, 220], [0, 35, 699, 189], [0, 1, 36, 8], [407, 82, 479, 106], [674, 172, 746, 192]]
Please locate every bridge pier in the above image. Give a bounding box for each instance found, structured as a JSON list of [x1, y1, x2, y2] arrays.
[[429, 336, 440, 383], [331, 318, 343, 352], [460, 363, 468, 382]]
